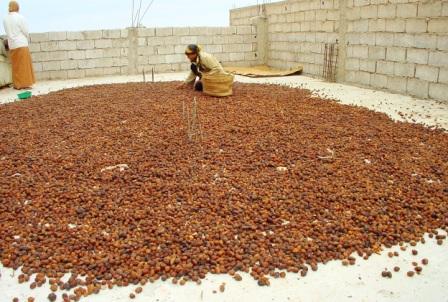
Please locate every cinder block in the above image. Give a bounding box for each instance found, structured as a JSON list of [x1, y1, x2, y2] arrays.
[[30, 33, 49, 42], [406, 19, 427, 33], [204, 44, 223, 53], [378, 4, 396, 18], [77, 40, 95, 50], [40, 41, 59, 52], [358, 33, 375, 46], [85, 49, 104, 59], [66, 31, 84, 40], [48, 31, 67, 41], [377, 60, 395, 75], [416, 65, 439, 82], [58, 41, 77, 51], [112, 57, 128, 67], [418, 2, 442, 17], [49, 70, 68, 80], [346, 58, 360, 71], [156, 27, 173, 36], [85, 68, 105, 77], [229, 52, 246, 61], [439, 68, 448, 84], [29, 43, 40, 52], [164, 54, 185, 64], [394, 34, 415, 47], [138, 28, 155, 37], [237, 26, 252, 35], [437, 35, 448, 50], [35, 71, 50, 81], [443, 2, 448, 16], [137, 47, 155, 56], [369, 46, 386, 60], [112, 39, 129, 48], [429, 51, 448, 67], [396, 3, 417, 18], [428, 19, 447, 33], [406, 48, 428, 64], [121, 29, 129, 38], [102, 30, 121, 39], [42, 61, 61, 71], [44, 51, 67, 61], [429, 83, 448, 101], [359, 59, 376, 72], [181, 36, 198, 45], [95, 39, 113, 49], [386, 47, 406, 62], [78, 59, 97, 69], [68, 50, 86, 60], [346, 7, 361, 20], [371, 73, 388, 88], [385, 19, 405, 33], [394, 62, 415, 77], [103, 67, 121, 75], [369, 19, 386, 32], [156, 45, 174, 55], [387, 76, 407, 94], [222, 26, 237, 35], [103, 48, 121, 57], [375, 33, 395, 46], [82, 31, 103, 39], [196, 36, 215, 45], [414, 34, 437, 49], [360, 6, 378, 19], [173, 27, 190, 36], [407, 78, 429, 99], [67, 70, 85, 79], [60, 60, 78, 70], [94, 58, 114, 68]]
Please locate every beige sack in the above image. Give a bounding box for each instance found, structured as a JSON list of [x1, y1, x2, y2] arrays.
[[202, 72, 234, 97]]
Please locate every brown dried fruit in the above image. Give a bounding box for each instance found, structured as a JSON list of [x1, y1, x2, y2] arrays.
[[27, 298, 34, 302], [412, 250, 418, 256], [219, 283, 226, 292], [0, 82, 447, 297], [12, 298, 19, 302], [135, 287, 143, 294], [47, 293, 57, 302], [415, 266, 422, 273], [129, 293, 135, 299], [233, 274, 242, 281], [422, 258, 429, 265], [393, 266, 400, 272], [407, 271, 415, 277]]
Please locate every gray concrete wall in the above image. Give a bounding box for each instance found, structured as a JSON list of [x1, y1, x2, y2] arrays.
[[29, 26, 258, 81], [230, 0, 448, 102]]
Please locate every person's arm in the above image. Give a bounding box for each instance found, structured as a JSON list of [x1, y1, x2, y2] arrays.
[[184, 70, 196, 84], [200, 52, 224, 75]]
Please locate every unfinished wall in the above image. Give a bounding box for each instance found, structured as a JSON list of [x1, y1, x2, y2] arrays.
[[230, 0, 448, 102], [29, 26, 257, 81]]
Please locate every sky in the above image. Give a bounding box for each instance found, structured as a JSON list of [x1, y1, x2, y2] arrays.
[[0, 0, 282, 33]]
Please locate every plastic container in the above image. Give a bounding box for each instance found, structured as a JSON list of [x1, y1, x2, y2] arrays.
[[17, 91, 32, 99]]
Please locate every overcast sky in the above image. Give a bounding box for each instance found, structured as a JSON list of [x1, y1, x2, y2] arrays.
[[0, 0, 282, 33]]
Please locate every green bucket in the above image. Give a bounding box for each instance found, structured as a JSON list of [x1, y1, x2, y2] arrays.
[[17, 91, 32, 99]]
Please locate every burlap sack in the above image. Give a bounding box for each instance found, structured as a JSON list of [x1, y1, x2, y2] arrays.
[[202, 72, 234, 97]]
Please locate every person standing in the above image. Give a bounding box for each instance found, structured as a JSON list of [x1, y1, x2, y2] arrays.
[[3, 1, 35, 89]]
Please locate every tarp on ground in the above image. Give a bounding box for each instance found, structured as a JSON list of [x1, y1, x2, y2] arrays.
[[224, 65, 303, 78]]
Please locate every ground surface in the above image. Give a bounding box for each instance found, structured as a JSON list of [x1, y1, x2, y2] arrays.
[[0, 74, 447, 302]]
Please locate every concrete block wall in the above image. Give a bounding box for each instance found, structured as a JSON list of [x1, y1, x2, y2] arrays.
[[230, 0, 448, 102], [29, 26, 257, 81], [345, 0, 448, 101], [231, 0, 340, 77]]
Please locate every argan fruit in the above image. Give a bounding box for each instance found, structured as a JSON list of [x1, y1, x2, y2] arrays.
[[233, 274, 242, 281], [412, 250, 418, 256], [219, 283, 225, 292], [47, 293, 57, 302], [415, 266, 422, 273], [407, 271, 415, 277], [135, 287, 143, 294], [129, 293, 135, 299], [422, 258, 429, 265], [393, 266, 400, 272]]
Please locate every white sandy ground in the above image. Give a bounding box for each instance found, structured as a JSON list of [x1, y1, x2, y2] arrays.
[[0, 73, 447, 302]]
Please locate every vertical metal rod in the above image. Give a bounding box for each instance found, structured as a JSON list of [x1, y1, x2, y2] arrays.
[[152, 67, 155, 82], [142, 69, 146, 82]]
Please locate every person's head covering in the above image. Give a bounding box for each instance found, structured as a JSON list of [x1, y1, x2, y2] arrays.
[[8, 1, 19, 12], [185, 44, 201, 55]]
